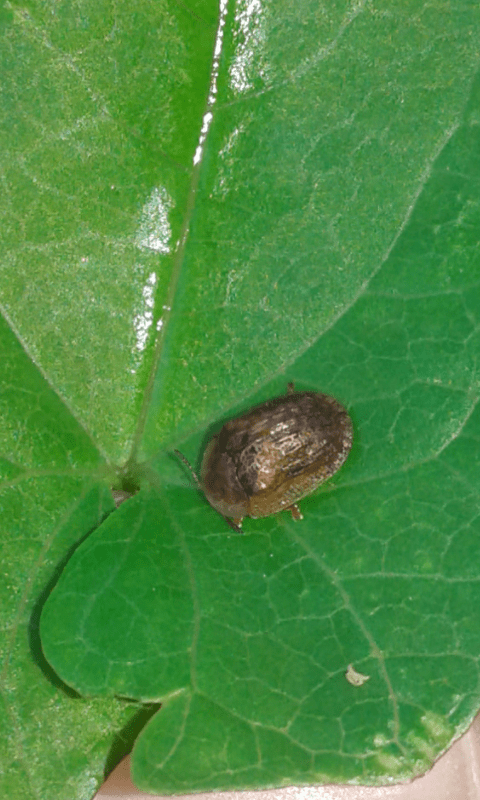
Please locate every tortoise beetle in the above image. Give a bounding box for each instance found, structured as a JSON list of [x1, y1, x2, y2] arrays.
[[175, 384, 352, 532]]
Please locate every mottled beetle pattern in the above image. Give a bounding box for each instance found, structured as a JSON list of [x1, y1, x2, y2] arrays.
[[175, 385, 353, 531]]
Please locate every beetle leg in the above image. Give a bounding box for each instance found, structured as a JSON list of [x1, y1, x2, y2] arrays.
[[226, 517, 244, 534], [287, 503, 303, 520]]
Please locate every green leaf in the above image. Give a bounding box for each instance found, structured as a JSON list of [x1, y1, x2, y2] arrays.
[[0, 313, 135, 798], [2, 0, 480, 797]]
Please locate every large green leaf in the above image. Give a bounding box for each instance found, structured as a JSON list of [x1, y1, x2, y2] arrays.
[[1, 0, 480, 797], [0, 315, 135, 799]]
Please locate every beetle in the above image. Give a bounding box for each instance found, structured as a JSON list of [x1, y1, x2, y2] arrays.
[[175, 384, 353, 532]]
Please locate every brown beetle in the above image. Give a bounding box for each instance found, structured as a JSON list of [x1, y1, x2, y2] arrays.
[[175, 385, 353, 531]]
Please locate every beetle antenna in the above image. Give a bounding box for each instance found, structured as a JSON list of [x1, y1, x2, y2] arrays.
[[174, 449, 203, 491], [174, 449, 244, 535]]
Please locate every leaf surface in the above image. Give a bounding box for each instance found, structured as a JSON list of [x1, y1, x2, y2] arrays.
[[1, 0, 480, 797]]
